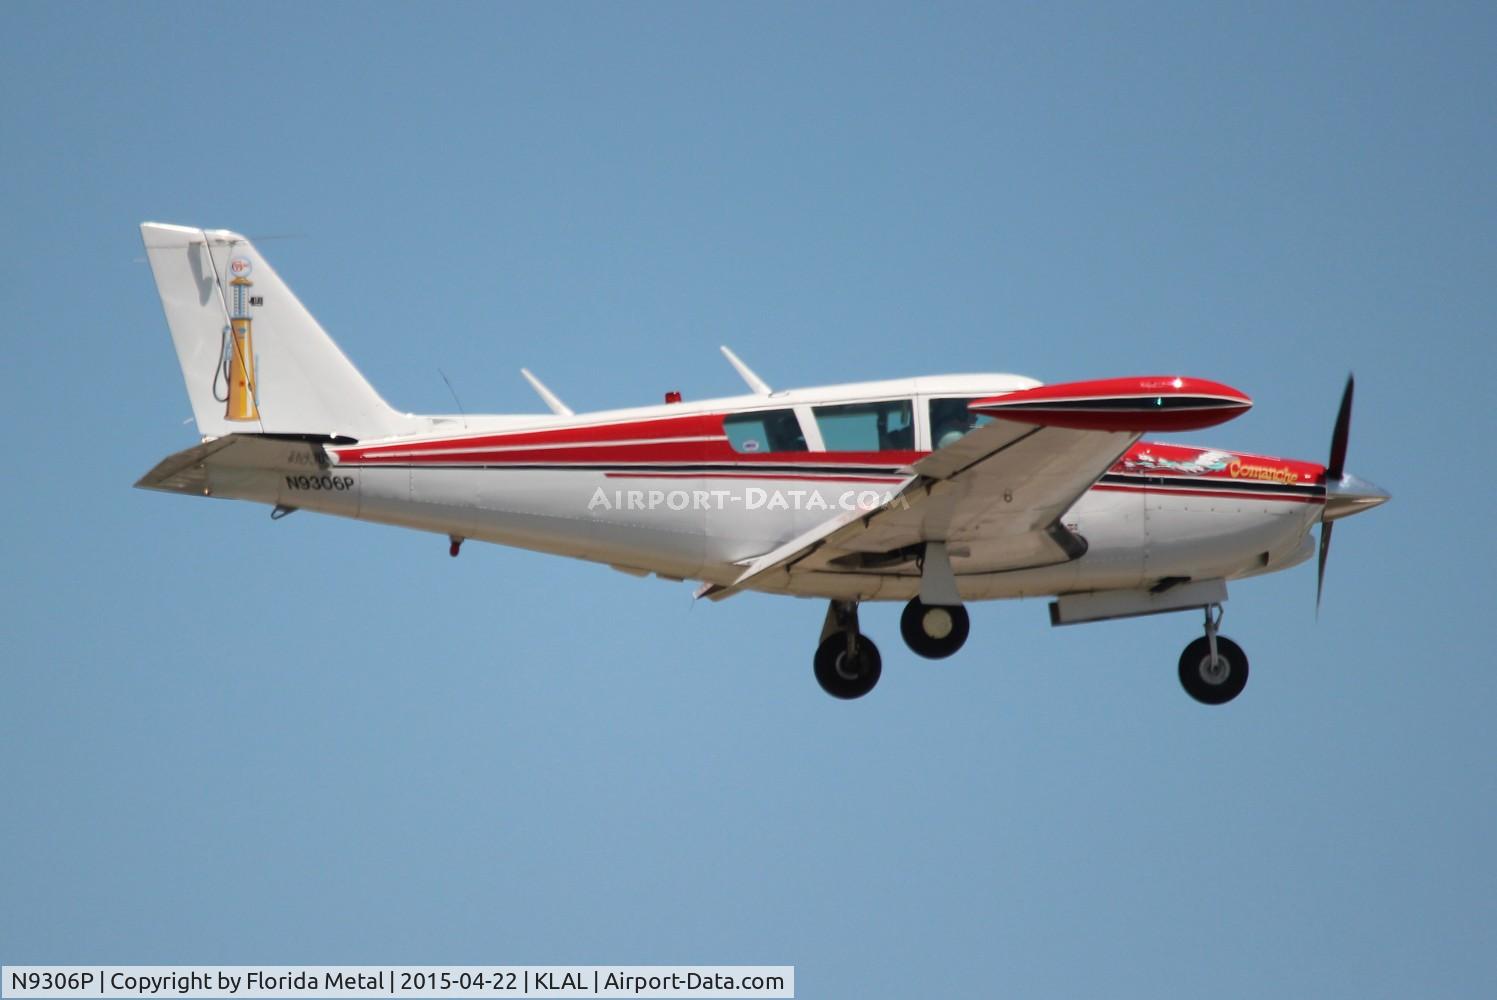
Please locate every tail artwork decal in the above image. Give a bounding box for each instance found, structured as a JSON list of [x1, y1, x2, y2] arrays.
[[140, 223, 414, 441], [219, 256, 260, 422]]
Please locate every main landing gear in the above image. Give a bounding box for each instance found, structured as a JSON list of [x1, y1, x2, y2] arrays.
[[1177, 604, 1249, 705], [814, 600, 883, 699], [813, 595, 974, 699], [899, 540, 970, 660], [900, 597, 970, 659]]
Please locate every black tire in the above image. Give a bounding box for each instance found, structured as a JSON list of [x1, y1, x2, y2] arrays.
[[814, 632, 883, 699], [1178, 635, 1249, 705], [899, 598, 971, 659]]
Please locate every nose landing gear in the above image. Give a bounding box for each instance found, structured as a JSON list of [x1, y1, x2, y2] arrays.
[[1178, 604, 1249, 705]]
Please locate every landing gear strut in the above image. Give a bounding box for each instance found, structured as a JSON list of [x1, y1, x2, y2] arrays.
[[1178, 603, 1249, 705], [814, 600, 882, 699], [900, 597, 970, 659], [900, 540, 971, 659]]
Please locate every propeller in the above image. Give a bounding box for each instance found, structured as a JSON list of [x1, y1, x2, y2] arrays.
[[1317, 374, 1355, 612]]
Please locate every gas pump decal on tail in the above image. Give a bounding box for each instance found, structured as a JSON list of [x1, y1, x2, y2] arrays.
[[218, 256, 260, 422]]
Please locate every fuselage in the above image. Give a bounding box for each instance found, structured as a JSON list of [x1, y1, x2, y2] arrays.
[[242, 373, 1328, 602], [139, 222, 1394, 704]]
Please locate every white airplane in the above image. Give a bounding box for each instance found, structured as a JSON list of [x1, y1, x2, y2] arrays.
[[137, 223, 1389, 704]]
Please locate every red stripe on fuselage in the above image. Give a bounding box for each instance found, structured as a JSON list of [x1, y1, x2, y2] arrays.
[[328, 408, 1325, 497], [603, 471, 907, 483], [340, 438, 923, 468], [336, 413, 726, 464]]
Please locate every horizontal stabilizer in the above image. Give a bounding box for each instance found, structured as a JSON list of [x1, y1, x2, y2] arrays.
[[136, 434, 326, 499]]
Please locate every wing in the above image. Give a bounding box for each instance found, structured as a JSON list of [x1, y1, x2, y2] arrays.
[[700, 376, 1251, 599]]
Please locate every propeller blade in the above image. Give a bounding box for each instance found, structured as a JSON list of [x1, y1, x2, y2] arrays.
[[1327, 374, 1355, 480], [1316, 520, 1333, 615], [1318, 375, 1354, 616]]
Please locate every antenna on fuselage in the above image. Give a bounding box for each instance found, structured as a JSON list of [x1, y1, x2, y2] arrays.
[[720, 345, 772, 396], [520, 368, 574, 416], [438, 369, 469, 430]]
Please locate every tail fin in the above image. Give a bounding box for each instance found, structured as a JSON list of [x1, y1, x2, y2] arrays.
[[140, 223, 414, 440]]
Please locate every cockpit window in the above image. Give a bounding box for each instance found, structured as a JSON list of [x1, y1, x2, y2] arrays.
[[814, 399, 915, 452], [929, 398, 995, 450], [724, 408, 808, 454]]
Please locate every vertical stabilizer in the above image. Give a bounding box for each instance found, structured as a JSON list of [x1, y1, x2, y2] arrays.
[[140, 223, 414, 440]]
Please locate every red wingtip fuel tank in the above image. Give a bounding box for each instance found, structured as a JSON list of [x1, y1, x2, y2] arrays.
[[971, 376, 1253, 432]]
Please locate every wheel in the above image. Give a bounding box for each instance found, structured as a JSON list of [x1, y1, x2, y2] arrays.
[[814, 631, 883, 699], [900, 598, 970, 659], [1177, 635, 1249, 705]]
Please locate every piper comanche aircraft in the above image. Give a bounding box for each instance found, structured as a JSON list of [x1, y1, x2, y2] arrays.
[[138, 223, 1389, 704]]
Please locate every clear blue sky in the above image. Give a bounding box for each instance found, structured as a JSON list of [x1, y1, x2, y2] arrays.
[[3, 3, 1494, 997]]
